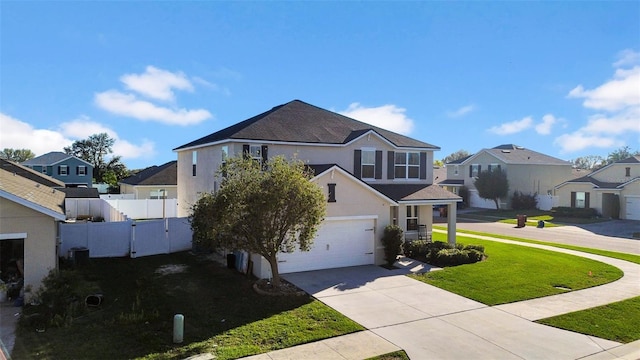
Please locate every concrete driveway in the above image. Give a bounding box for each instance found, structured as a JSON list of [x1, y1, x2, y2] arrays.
[[284, 266, 621, 360]]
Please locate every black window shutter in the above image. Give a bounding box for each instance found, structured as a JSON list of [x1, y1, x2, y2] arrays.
[[570, 192, 576, 208], [58, 166, 61, 175], [328, 183, 336, 203], [375, 150, 383, 179], [469, 165, 473, 178], [419, 152, 427, 180], [261, 145, 268, 164], [76, 166, 79, 175], [242, 144, 250, 158], [387, 151, 395, 179], [354, 150, 362, 178], [585, 193, 590, 208], [192, 164, 197, 176], [497, 164, 502, 171], [478, 165, 482, 174]]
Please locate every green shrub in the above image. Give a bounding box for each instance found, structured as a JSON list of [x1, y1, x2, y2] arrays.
[[512, 191, 538, 210], [551, 207, 598, 218], [382, 225, 404, 266], [404, 240, 430, 258], [464, 244, 485, 253]]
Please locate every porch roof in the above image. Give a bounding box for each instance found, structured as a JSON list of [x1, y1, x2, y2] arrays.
[[370, 184, 461, 203]]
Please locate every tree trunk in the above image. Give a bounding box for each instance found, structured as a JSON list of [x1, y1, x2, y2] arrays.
[[494, 198, 500, 210], [268, 256, 281, 288]]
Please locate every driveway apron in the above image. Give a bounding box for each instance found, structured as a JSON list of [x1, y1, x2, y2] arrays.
[[284, 266, 622, 360]]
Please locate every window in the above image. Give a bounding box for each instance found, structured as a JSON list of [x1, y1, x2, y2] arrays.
[[470, 164, 480, 177], [77, 166, 87, 175], [192, 151, 197, 176], [59, 165, 68, 176], [361, 150, 375, 178], [488, 164, 501, 172], [454, 165, 459, 176], [395, 152, 420, 179], [42, 167, 47, 174], [575, 192, 586, 208], [221, 146, 229, 163], [406, 205, 419, 231], [250, 145, 262, 162], [150, 189, 167, 199], [626, 167, 631, 177], [327, 183, 336, 203]]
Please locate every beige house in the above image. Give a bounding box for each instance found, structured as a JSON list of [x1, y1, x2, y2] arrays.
[[0, 167, 66, 297], [174, 100, 460, 277], [119, 161, 177, 200], [555, 156, 640, 220], [441, 144, 573, 209]]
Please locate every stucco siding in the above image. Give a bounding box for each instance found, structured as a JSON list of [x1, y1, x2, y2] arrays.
[[556, 182, 597, 211], [0, 199, 58, 296], [593, 163, 639, 183], [621, 181, 640, 220], [507, 164, 571, 196]]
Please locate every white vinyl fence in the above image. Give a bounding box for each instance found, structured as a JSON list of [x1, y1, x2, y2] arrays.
[[104, 199, 178, 219], [536, 194, 560, 211], [59, 217, 193, 259], [65, 198, 128, 222]]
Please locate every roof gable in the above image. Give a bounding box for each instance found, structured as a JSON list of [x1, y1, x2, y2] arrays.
[[309, 164, 397, 205], [174, 100, 439, 151], [22, 151, 93, 167], [457, 145, 570, 166]]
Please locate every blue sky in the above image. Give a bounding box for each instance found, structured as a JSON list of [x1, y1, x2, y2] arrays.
[[1, 1, 638, 170]]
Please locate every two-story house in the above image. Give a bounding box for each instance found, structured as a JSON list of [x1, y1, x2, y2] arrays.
[[555, 156, 640, 220], [441, 145, 573, 209], [174, 100, 460, 277], [22, 151, 93, 187]]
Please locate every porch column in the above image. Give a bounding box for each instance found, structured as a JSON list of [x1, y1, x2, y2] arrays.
[[447, 202, 457, 246]]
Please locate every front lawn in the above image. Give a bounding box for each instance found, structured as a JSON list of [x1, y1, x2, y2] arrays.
[[13, 252, 363, 359], [410, 233, 622, 305], [538, 296, 640, 343]]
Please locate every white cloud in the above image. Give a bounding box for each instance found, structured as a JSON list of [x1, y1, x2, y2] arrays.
[[0, 112, 155, 161], [120, 66, 193, 102], [446, 104, 475, 118], [535, 114, 558, 135], [0, 113, 73, 156], [568, 66, 640, 111], [95, 90, 212, 126], [613, 49, 640, 68], [340, 103, 414, 135], [488, 116, 533, 135], [558, 49, 640, 153]]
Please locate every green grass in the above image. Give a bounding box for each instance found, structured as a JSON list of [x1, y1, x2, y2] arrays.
[[410, 233, 623, 305], [538, 296, 640, 343], [13, 252, 363, 359], [434, 226, 640, 265], [367, 350, 410, 360]]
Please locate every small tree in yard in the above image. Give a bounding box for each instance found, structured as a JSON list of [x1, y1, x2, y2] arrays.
[[189, 155, 326, 288], [474, 169, 509, 210], [381, 225, 404, 266]]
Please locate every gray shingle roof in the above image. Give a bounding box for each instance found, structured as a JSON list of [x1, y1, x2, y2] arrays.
[[370, 184, 461, 202], [0, 168, 66, 219], [22, 151, 71, 165], [451, 144, 570, 166], [120, 161, 177, 186], [174, 100, 439, 151], [0, 159, 65, 187]]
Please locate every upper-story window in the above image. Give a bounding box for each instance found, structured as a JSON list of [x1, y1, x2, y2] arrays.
[[470, 164, 480, 178], [42, 167, 47, 174], [192, 151, 197, 176], [626, 167, 631, 177], [395, 152, 420, 179], [454, 165, 459, 176], [77, 166, 87, 175], [361, 150, 376, 179], [59, 165, 68, 176]]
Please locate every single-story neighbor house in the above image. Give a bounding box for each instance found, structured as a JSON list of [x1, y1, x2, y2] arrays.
[[555, 156, 640, 220], [119, 161, 177, 200], [0, 167, 66, 298], [442, 144, 574, 209], [173, 100, 460, 278]]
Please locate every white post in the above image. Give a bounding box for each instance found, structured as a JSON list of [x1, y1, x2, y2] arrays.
[[447, 202, 457, 246], [173, 314, 184, 343]]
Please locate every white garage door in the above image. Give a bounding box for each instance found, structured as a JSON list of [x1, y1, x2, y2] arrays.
[[277, 217, 375, 274], [626, 197, 640, 220]]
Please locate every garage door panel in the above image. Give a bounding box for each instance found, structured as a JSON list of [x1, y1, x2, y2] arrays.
[[626, 198, 640, 220], [277, 219, 375, 274]]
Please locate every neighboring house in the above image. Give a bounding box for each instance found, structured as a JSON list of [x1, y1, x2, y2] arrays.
[[22, 151, 93, 187], [0, 158, 65, 188], [442, 144, 573, 209], [173, 100, 460, 277], [0, 167, 66, 297], [119, 161, 177, 200], [555, 156, 640, 220]]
